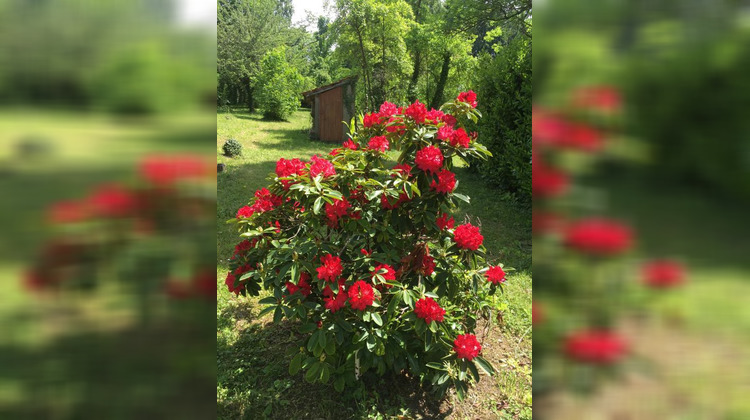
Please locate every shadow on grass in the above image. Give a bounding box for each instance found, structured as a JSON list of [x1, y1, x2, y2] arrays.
[[217, 299, 451, 420], [0, 321, 215, 419]]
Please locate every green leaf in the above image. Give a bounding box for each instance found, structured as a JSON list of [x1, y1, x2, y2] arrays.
[[371, 312, 383, 326], [425, 362, 446, 371], [307, 331, 319, 352], [334, 376, 345, 392], [299, 323, 318, 334], [387, 293, 402, 318], [455, 380, 466, 401], [366, 335, 377, 352], [305, 362, 321, 383], [318, 331, 327, 350], [258, 305, 276, 317], [273, 306, 283, 323], [467, 361, 481, 383], [313, 196, 324, 214], [474, 356, 496, 376], [289, 353, 303, 375], [320, 364, 331, 383], [258, 296, 278, 305], [453, 193, 470, 204], [325, 337, 336, 355]]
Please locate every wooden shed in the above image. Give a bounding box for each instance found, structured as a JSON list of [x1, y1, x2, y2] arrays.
[[302, 76, 357, 143]]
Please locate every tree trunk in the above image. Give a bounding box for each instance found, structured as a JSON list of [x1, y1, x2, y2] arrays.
[[407, 51, 421, 102], [430, 53, 451, 110]]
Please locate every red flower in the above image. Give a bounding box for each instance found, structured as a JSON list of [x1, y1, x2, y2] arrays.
[[225, 273, 244, 295], [392, 163, 412, 177], [316, 254, 343, 282], [236, 205, 254, 219], [192, 271, 216, 299], [367, 136, 390, 152], [380, 191, 410, 210], [415, 146, 444, 174], [564, 218, 633, 256], [371, 263, 396, 282], [454, 223, 483, 250], [329, 148, 342, 156], [563, 123, 603, 152], [442, 114, 457, 127], [233, 239, 256, 256], [252, 188, 282, 213], [88, 184, 138, 218], [309, 155, 336, 178], [348, 280, 375, 311], [139, 154, 209, 187], [485, 266, 506, 284], [449, 127, 470, 148], [457, 90, 478, 108], [420, 255, 435, 276], [642, 260, 686, 289], [437, 125, 454, 141], [453, 334, 481, 360], [323, 280, 348, 313], [415, 297, 446, 324], [275, 158, 306, 189], [564, 330, 628, 364], [379, 101, 398, 117], [363, 112, 381, 127], [425, 108, 445, 123], [532, 153, 569, 198], [405, 100, 427, 124], [361, 248, 372, 256], [385, 116, 406, 134], [572, 85, 621, 113], [325, 197, 351, 227], [343, 139, 358, 150], [532, 302, 544, 325], [287, 272, 312, 297], [48, 200, 89, 224], [430, 169, 456, 194], [436, 213, 455, 230]]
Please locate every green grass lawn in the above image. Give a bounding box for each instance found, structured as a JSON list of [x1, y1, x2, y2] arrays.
[[216, 108, 532, 419]]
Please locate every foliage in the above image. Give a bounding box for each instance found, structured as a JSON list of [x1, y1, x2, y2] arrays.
[[222, 138, 243, 157], [255, 47, 305, 120], [469, 35, 532, 199], [227, 93, 505, 398], [625, 31, 750, 200]]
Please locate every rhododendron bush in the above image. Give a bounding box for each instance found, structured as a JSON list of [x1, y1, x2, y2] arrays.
[[227, 92, 506, 398]]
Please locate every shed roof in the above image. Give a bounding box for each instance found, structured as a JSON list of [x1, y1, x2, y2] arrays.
[[301, 76, 358, 98]]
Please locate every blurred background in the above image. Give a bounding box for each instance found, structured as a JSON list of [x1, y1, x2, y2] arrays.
[[533, 0, 750, 418], [0, 0, 217, 417]]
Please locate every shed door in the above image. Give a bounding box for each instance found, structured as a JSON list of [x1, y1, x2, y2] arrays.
[[318, 87, 343, 143]]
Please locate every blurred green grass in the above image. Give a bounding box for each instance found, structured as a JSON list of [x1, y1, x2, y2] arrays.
[[216, 108, 532, 419]]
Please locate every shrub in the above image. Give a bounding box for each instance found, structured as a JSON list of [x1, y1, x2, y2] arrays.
[[255, 47, 305, 120], [227, 93, 506, 399], [222, 138, 243, 157], [469, 36, 532, 199]]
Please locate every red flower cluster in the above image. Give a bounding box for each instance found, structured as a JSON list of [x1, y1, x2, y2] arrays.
[[139, 154, 209, 188], [425, 108, 445, 122], [436, 124, 454, 141], [381, 191, 410, 210], [88, 184, 138, 218], [485, 266, 506, 284], [532, 301, 544, 325], [309, 155, 336, 178], [275, 157, 306, 189], [415, 297, 446, 324], [564, 330, 628, 364], [286, 272, 312, 297], [564, 218, 632, 256], [323, 279, 347, 313], [363, 112, 380, 128], [316, 254, 343, 282], [236, 205, 254, 219], [415, 146, 444, 174], [454, 223, 483, 250], [233, 239, 256, 257], [392, 163, 412, 177], [571, 85, 622, 113], [436, 213, 455, 231], [430, 169, 456, 194], [235, 188, 282, 219], [453, 333, 481, 360], [348, 280, 375, 311], [343, 139, 358, 150], [449, 127, 471, 148], [420, 255, 435, 276], [48, 201, 88, 224], [367, 136, 390, 152], [532, 108, 603, 152], [371, 263, 396, 282], [405, 100, 427, 124], [641, 260, 686, 289], [225, 272, 244, 295], [379, 101, 398, 117], [532, 153, 568, 198], [457, 90, 478, 108], [325, 197, 351, 227]]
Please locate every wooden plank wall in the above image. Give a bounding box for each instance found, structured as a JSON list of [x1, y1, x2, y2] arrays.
[[318, 87, 343, 143]]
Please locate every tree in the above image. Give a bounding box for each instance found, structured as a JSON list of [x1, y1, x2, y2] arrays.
[[255, 47, 305, 120]]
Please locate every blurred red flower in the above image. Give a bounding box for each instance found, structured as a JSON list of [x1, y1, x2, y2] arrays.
[[564, 329, 628, 364], [564, 218, 633, 256], [642, 260, 686, 289]]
